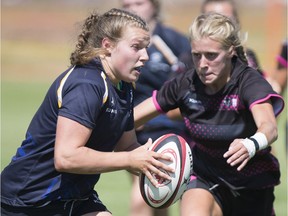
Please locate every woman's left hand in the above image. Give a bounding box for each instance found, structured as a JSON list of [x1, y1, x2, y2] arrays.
[[223, 139, 251, 171]]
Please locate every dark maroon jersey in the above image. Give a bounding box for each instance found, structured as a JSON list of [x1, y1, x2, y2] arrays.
[[153, 57, 284, 189]]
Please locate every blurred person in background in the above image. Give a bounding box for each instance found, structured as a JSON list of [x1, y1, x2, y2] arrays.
[[273, 39, 287, 95], [120, 0, 193, 216], [1, 8, 174, 216], [273, 39, 287, 153]]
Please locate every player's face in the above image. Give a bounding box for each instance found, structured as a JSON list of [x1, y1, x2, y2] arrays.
[[191, 37, 234, 92], [121, 0, 156, 23], [109, 26, 150, 83]]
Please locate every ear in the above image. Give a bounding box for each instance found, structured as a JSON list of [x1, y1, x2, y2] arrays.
[[102, 38, 114, 53], [228, 46, 235, 57]]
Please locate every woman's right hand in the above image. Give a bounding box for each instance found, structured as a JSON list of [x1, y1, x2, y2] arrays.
[[129, 138, 174, 187]]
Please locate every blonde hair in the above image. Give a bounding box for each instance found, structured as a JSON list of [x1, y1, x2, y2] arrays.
[[70, 8, 149, 65], [189, 13, 248, 65]]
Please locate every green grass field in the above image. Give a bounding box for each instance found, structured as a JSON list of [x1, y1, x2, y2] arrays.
[[1, 81, 287, 215]]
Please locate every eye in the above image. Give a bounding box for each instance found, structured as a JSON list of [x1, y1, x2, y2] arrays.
[[132, 44, 141, 51], [205, 53, 218, 60], [192, 53, 201, 59]]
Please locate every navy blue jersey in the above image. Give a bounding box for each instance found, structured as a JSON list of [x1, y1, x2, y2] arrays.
[[134, 22, 191, 134], [1, 58, 134, 206], [153, 57, 284, 189]]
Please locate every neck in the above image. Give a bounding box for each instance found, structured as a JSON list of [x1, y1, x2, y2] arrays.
[[100, 57, 120, 86]]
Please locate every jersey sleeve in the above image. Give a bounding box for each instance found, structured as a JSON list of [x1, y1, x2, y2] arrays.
[[240, 69, 284, 116], [58, 79, 106, 129], [153, 70, 188, 113]]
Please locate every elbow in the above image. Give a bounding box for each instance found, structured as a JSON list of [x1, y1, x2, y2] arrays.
[[54, 155, 72, 172], [266, 122, 279, 144], [271, 127, 278, 143]]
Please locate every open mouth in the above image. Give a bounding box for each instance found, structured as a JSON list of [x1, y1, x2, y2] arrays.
[[134, 66, 143, 72]]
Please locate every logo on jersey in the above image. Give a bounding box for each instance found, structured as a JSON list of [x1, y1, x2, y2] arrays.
[[221, 95, 241, 110], [183, 91, 204, 111], [105, 96, 117, 114]]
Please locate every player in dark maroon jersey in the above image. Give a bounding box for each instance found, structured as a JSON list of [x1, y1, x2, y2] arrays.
[[274, 39, 287, 95], [134, 13, 284, 216]]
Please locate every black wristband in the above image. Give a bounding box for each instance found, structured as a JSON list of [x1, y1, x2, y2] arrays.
[[248, 137, 260, 151]]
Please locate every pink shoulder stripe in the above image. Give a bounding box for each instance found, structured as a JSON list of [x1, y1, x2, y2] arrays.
[[249, 94, 285, 117], [152, 90, 165, 113], [277, 55, 288, 68]]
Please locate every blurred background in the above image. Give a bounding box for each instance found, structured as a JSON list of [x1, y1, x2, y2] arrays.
[[1, 0, 287, 215]]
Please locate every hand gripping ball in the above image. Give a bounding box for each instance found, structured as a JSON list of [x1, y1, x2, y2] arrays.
[[139, 134, 193, 209]]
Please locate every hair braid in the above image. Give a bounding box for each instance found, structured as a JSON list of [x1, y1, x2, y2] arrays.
[[70, 13, 101, 65], [104, 8, 148, 32], [70, 8, 148, 66], [235, 45, 248, 65], [190, 13, 248, 65]]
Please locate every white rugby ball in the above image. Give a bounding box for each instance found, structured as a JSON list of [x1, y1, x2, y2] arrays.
[[139, 133, 193, 209]]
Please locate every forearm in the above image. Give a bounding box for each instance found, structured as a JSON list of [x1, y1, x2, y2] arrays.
[[55, 147, 132, 174], [166, 108, 183, 121], [255, 122, 278, 146], [134, 97, 159, 128]]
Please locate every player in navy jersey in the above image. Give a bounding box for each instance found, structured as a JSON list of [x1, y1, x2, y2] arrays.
[[274, 39, 287, 95], [273, 39, 287, 153], [1, 8, 174, 216], [134, 13, 284, 216], [120, 1, 192, 216]]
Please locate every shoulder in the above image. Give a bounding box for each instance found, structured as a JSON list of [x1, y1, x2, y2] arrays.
[[60, 64, 109, 101], [162, 25, 187, 38], [162, 69, 195, 93], [73, 65, 104, 82], [233, 63, 267, 91], [154, 23, 190, 53], [162, 26, 189, 44], [233, 61, 284, 115], [65, 59, 108, 90]]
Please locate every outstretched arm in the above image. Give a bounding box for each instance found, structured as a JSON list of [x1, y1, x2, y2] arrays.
[[223, 100, 278, 171], [134, 97, 160, 128]]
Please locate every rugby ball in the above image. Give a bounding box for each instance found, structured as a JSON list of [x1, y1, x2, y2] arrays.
[[139, 133, 193, 209]]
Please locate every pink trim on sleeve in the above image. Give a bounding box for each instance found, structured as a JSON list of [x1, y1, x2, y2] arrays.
[[152, 90, 165, 113], [249, 94, 285, 117], [190, 175, 197, 181], [277, 55, 288, 68]]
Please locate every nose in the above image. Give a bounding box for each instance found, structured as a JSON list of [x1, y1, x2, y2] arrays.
[[199, 55, 208, 69], [140, 48, 149, 63]]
